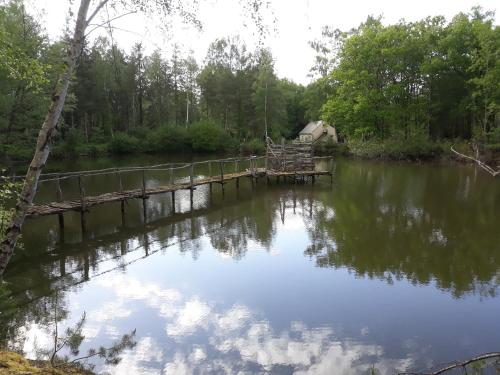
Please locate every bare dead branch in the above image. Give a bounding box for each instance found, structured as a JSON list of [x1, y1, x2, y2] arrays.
[[86, 0, 110, 25], [85, 10, 137, 37], [451, 145, 499, 177], [398, 352, 500, 375]]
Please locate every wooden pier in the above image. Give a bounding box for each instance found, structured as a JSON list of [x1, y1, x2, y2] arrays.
[[17, 155, 333, 234]]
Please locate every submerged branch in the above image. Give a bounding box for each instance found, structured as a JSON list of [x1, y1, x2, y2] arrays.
[[450, 145, 499, 177], [399, 352, 500, 375]]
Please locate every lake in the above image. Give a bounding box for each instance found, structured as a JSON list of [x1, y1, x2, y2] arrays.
[[1, 156, 499, 374]]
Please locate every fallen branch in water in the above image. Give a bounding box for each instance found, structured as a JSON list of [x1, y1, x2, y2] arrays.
[[398, 352, 500, 375], [451, 145, 499, 177]]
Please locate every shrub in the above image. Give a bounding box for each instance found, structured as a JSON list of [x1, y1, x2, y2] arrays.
[[146, 125, 191, 153], [241, 138, 265, 155], [314, 139, 349, 156], [108, 132, 141, 154], [189, 121, 235, 153]]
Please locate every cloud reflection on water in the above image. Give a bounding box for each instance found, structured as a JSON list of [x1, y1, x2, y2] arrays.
[[89, 274, 415, 374]]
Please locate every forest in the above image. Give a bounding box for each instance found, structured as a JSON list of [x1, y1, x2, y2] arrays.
[[0, 0, 499, 161]]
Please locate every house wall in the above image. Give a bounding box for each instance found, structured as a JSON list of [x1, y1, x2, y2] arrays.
[[299, 134, 313, 142]]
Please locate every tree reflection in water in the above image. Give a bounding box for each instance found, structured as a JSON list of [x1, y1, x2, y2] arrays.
[[1, 159, 499, 373]]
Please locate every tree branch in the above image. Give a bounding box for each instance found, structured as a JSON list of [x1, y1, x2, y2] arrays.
[[398, 352, 500, 375], [451, 145, 499, 177], [85, 11, 137, 37], [86, 0, 110, 25]]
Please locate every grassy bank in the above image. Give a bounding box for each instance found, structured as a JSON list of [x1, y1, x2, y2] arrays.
[[0, 351, 94, 374], [314, 137, 500, 164]]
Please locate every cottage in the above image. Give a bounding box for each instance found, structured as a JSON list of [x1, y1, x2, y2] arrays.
[[298, 121, 338, 143]]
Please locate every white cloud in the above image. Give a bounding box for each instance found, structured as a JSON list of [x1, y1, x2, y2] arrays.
[[166, 297, 212, 337], [26, 0, 499, 84], [87, 275, 417, 374]]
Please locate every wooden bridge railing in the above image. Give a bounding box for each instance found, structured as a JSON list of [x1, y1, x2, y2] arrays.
[[3, 155, 333, 237]]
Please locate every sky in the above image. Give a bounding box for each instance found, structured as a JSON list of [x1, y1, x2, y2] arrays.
[[26, 0, 499, 85]]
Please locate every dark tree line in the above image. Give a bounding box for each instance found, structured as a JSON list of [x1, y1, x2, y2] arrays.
[[0, 1, 307, 159], [0, 0, 498, 161]]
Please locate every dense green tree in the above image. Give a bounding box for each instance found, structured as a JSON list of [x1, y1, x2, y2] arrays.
[[318, 9, 499, 143]]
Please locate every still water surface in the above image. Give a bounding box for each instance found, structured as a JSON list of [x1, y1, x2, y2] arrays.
[[2, 156, 500, 374]]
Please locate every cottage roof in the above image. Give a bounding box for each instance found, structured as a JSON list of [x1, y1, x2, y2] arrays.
[[299, 120, 327, 134]]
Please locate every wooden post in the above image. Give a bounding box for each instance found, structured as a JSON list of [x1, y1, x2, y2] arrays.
[[144, 233, 149, 256], [78, 175, 86, 236], [55, 176, 64, 232], [329, 157, 334, 185], [84, 253, 89, 281], [190, 163, 194, 209], [208, 161, 213, 193], [170, 166, 175, 213], [250, 158, 256, 188], [293, 154, 297, 184], [281, 138, 285, 171], [116, 169, 125, 226], [142, 169, 146, 197], [235, 159, 240, 188], [219, 161, 224, 196], [142, 169, 147, 223]]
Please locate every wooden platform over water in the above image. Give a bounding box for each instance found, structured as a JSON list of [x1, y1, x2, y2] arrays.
[[23, 157, 333, 220]]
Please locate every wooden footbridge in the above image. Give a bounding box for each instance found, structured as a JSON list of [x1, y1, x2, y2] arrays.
[[11, 144, 333, 234]]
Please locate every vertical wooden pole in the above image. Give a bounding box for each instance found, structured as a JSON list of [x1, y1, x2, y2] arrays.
[[208, 161, 213, 193], [329, 157, 334, 185], [142, 169, 146, 197], [235, 159, 239, 188], [55, 176, 65, 233], [293, 154, 297, 184], [84, 253, 89, 281], [78, 175, 86, 236], [293, 188, 296, 214], [116, 169, 125, 226], [59, 256, 66, 276], [219, 161, 224, 196], [144, 233, 149, 256], [142, 169, 147, 223], [190, 163, 194, 210], [281, 138, 285, 171], [250, 158, 255, 188], [170, 166, 175, 213]]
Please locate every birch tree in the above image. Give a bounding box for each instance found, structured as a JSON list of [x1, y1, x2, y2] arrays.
[[0, 0, 270, 277]]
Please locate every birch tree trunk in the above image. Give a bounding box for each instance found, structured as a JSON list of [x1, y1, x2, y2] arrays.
[[0, 0, 93, 277]]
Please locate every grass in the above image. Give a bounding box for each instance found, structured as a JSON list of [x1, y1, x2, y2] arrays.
[[0, 351, 94, 374]]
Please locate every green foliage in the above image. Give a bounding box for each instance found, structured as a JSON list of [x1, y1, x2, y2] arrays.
[[314, 139, 349, 156], [346, 136, 446, 160], [241, 138, 266, 155], [146, 125, 191, 153], [0, 170, 21, 243], [36, 304, 137, 372], [189, 121, 236, 152], [108, 132, 142, 155], [317, 9, 500, 145]]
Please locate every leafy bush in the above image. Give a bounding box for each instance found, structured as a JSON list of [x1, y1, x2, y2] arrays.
[[146, 125, 191, 153], [383, 137, 443, 160], [347, 136, 444, 160], [241, 138, 265, 155], [314, 139, 349, 156], [61, 128, 85, 158], [108, 132, 141, 154], [189, 121, 235, 153]]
